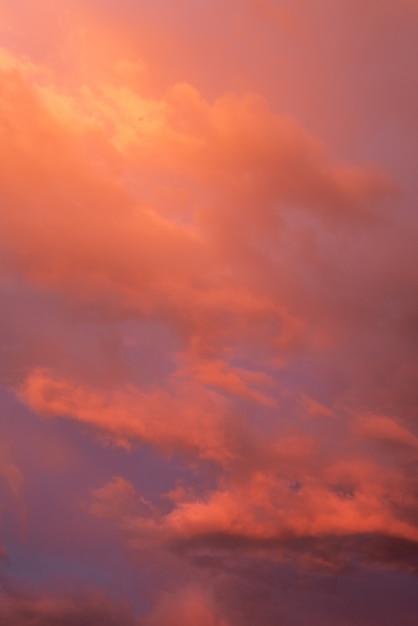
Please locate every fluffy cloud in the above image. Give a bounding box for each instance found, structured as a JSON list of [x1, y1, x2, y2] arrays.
[[0, 2, 417, 625]]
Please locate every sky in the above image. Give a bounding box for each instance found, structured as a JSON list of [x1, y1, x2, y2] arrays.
[[0, 1, 417, 624]]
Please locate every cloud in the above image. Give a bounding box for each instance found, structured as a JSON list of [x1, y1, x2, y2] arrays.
[[0, 43, 401, 409], [90, 449, 418, 573], [90, 476, 154, 520], [144, 586, 230, 626], [19, 368, 232, 461], [0, 44, 394, 301], [0, 579, 138, 626], [0, 4, 417, 625], [354, 414, 418, 451], [175, 356, 276, 406]]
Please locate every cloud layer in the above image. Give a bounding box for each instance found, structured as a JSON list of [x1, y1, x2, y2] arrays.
[[0, 1, 417, 624]]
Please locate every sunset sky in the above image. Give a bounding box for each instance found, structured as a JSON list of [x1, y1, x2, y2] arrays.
[[0, 1, 418, 624]]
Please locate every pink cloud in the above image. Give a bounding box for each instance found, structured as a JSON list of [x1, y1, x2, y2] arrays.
[[0, 2, 417, 624], [354, 414, 418, 451], [20, 368, 232, 462], [0, 582, 138, 626], [144, 586, 230, 626]]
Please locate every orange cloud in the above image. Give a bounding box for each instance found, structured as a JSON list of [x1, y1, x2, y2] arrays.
[[354, 414, 418, 451], [90, 476, 147, 520], [144, 586, 230, 626], [0, 582, 138, 626], [175, 357, 276, 406], [0, 42, 398, 411], [159, 469, 418, 548], [0, 7, 417, 616], [20, 368, 232, 462], [91, 433, 418, 572]]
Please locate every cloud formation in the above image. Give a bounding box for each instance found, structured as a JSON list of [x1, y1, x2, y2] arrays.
[[0, 580, 138, 626], [0, 1, 417, 624]]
